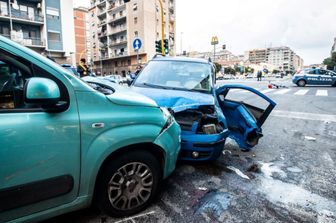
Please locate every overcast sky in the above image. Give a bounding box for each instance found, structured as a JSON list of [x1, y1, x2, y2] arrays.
[[74, 0, 336, 65]]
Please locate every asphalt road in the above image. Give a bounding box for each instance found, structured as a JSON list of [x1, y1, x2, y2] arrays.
[[45, 78, 336, 223]]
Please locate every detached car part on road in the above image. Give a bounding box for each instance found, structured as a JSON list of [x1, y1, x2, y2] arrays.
[[132, 57, 276, 161], [0, 36, 181, 222], [292, 68, 336, 87]]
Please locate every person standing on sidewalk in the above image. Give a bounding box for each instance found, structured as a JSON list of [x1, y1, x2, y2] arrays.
[[257, 70, 262, 81]]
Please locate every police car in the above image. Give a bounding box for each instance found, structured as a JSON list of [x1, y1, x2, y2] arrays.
[[292, 68, 336, 87]]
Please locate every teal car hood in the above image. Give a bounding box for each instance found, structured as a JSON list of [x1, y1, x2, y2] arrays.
[[106, 87, 158, 108]]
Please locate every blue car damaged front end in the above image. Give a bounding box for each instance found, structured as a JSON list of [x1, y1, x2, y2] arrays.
[[132, 87, 230, 161]]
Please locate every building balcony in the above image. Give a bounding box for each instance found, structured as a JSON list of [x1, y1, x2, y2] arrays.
[[98, 30, 107, 37], [109, 51, 128, 59], [97, 0, 107, 7], [109, 27, 127, 35], [0, 10, 44, 25], [108, 3, 126, 13], [109, 40, 127, 47], [108, 15, 126, 25], [3, 33, 45, 48], [97, 10, 107, 17]]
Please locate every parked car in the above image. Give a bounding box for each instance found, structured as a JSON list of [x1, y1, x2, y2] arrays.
[[0, 36, 181, 222], [131, 56, 276, 161], [61, 64, 79, 77], [292, 68, 336, 87]]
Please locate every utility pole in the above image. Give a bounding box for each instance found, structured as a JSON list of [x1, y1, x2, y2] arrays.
[[180, 32, 183, 55], [8, 0, 13, 39], [157, 0, 165, 54]]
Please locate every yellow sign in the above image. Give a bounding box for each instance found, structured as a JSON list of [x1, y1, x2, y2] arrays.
[[211, 36, 219, 45]]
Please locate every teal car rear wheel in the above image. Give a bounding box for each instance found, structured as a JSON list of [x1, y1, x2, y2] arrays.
[[95, 150, 160, 217]]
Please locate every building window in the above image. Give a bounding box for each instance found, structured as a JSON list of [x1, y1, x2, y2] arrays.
[[134, 31, 138, 37], [48, 32, 61, 42], [0, 2, 8, 15], [134, 17, 137, 24], [46, 7, 60, 19]]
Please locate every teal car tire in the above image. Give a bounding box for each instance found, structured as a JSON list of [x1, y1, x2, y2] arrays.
[[95, 150, 160, 217]]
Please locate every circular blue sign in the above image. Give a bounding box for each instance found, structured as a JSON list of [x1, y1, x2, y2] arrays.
[[133, 38, 142, 50]]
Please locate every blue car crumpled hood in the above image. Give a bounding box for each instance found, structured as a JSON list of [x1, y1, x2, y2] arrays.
[[131, 87, 215, 112]]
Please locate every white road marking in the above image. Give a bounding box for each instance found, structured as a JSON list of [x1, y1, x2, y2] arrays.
[[261, 89, 275, 94], [316, 90, 328, 97], [271, 110, 336, 122], [273, 89, 291, 95], [294, 89, 309, 95], [114, 211, 156, 223]]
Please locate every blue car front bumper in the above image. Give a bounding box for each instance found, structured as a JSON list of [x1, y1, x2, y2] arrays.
[[179, 128, 230, 161]]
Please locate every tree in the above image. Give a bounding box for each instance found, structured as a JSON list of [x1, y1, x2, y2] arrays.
[[224, 67, 236, 75], [214, 62, 222, 74], [323, 52, 336, 71]]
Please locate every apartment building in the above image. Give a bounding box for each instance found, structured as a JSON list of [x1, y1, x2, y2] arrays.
[[74, 7, 91, 65], [247, 47, 303, 72], [248, 49, 267, 64], [266, 47, 303, 72], [89, 0, 176, 76], [0, 0, 75, 64]]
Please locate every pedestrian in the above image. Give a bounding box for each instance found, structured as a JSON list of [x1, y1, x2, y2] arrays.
[[257, 70, 262, 81], [77, 58, 90, 78], [134, 65, 142, 76]]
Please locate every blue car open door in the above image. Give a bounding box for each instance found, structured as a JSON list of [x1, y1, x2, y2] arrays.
[[216, 84, 276, 150]]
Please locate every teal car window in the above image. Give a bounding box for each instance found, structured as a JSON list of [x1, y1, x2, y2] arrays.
[[0, 49, 69, 112]]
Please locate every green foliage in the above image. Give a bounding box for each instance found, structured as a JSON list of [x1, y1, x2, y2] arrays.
[[272, 69, 280, 74], [323, 52, 336, 70], [214, 62, 222, 74], [224, 67, 236, 75]]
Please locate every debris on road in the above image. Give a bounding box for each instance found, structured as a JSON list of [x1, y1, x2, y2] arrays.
[[198, 187, 208, 191], [304, 136, 317, 141], [247, 163, 261, 173], [227, 166, 250, 180]]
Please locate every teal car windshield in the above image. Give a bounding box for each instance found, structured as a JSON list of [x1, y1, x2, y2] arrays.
[[134, 60, 213, 93]]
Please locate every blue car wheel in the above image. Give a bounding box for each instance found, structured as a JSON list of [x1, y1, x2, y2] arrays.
[[297, 79, 306, 87]]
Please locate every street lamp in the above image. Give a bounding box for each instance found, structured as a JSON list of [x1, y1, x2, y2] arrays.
[[211, 36, 219, 62]]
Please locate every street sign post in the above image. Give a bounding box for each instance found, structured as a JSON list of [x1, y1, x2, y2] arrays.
[[211, 36, 219, 62], [133, 38, 142, 66]]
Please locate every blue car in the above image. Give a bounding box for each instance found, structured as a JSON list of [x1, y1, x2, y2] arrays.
[[131, 56, 276, 161], [292, 68, 336, 87]]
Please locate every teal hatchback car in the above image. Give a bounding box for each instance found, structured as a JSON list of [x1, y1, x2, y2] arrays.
[[0, 36, 181, 222]]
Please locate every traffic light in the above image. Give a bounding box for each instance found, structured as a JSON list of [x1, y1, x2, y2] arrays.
[[164, 39, 169, 55], [155, 40, 162, 53]]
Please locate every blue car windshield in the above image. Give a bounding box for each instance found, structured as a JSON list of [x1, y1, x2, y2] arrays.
[[134, 60, 213, 93]]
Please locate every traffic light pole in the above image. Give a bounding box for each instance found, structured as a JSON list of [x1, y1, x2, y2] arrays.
[[158, 0, 165, 55]]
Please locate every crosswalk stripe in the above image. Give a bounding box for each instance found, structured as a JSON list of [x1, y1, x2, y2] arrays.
[[316, 90, 328, 96], [260, 89, 275, 94], [273, 89, 291, 95], [294, 89, 309, 95]]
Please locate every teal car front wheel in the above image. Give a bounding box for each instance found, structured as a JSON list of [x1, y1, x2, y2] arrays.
[[95, 150, 160, 217]]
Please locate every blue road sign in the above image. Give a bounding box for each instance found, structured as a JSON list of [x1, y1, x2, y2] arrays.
[[133, 38, 142, 50]]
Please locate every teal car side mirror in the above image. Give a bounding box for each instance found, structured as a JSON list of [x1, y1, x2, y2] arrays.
[[25, 77, 60, 105]]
